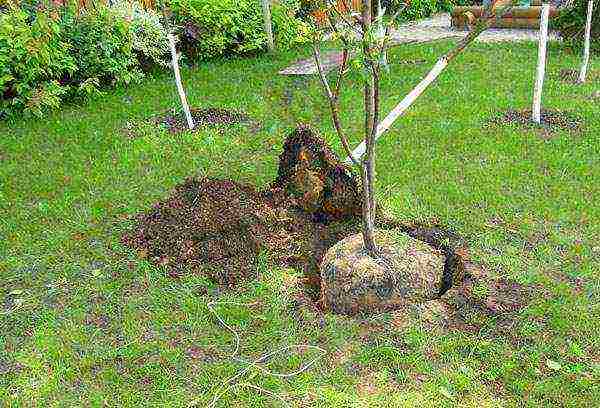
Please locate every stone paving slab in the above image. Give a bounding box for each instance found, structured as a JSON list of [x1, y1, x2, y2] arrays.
[[279, 51, 345, 76]]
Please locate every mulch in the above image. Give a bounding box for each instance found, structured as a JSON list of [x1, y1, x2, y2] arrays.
[[490, 108, 583, 139], [555, 68, 599, 84], [157, 107, 257, 134]]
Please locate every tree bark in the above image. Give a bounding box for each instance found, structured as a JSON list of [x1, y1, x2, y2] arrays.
[[578, 0, 594, 83], [532, 3, 550, 124], [168, 33, 195, 130], [361, 0, 378, 255]]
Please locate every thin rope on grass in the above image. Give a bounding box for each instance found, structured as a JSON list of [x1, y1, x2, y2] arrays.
[[192, 300, 326, 408]]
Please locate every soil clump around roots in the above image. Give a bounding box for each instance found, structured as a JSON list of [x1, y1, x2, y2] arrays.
[[122, 125, 512, 316]]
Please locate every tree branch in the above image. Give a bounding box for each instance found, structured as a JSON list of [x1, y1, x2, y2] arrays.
[[312, 40, 359, 167]]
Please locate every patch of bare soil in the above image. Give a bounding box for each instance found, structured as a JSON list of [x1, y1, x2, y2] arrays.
[[157, 107, 257, 134], [122, 125, 363, 287], [418, 262, 539, 338], [122, 125, 467, 303], [490, 108, 583, 139]]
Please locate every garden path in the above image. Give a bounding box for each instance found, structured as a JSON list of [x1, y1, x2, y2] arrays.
[[279, 13, 561, 76]]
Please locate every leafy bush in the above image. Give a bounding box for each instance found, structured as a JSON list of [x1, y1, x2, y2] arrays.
[[1, 0, 306, 118], [554, 0, 599, 54], [61, 6, 142, 89], [0, 2, 146, 118], [0, 5, 75, 118], [113, 0, 170, 69], [168, 0, 307, 60], [382, 0, 466, 21]]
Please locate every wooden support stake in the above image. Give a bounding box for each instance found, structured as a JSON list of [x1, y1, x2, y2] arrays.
[[168, 33, 195, 130], [532, 3, 550, 124], [578, 0, 594, 83], [345, 2, 519, 163], [261, 0, 275, 51]]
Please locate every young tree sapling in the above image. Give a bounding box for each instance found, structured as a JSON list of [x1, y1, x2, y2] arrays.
[[311, 0, 518, 258]]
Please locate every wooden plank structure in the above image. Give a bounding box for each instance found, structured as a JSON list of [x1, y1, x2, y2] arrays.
[[452, 1, 559, 29]]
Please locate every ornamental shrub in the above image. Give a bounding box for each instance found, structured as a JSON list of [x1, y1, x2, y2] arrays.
[[168, 0, 307, 60], [0, 5, 75, 118], [113, 0, 170, 70], [61, 5, 143, 90], [0, 0, 306, 118]]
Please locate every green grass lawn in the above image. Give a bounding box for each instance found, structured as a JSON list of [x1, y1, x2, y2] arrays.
[[1, 40, 599, 407]]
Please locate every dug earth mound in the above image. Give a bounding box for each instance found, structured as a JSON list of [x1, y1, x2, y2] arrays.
[[122, 125, 466, 315]]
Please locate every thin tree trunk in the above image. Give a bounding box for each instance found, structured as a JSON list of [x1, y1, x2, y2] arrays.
[[532, 3, 550, 124], [578, 0, 594, 83], [361, 0, 378, 255], [168, 33, 195, 130], [345, 2, 517, 163], [261, 0, 275, 51]]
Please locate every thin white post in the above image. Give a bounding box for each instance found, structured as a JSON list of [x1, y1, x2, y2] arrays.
[[261, 0, 275, 51], [578, 0, 594, 83], [168, 33, 195, 130], [532, 3, 550, 124], [378, 0, 387, 67]]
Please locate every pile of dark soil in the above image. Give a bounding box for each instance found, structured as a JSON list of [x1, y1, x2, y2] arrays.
[[122, 125, 364, 286], [122, 125, 467, 298], [157, 107, 255, 134], [491, 108, 583, 137]]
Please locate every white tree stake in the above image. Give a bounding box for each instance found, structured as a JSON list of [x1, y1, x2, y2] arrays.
[[168, 33, 195, 130], [346, 58, 448, 164], [578, 0, 594, 83], [532, 3, 550, 124], [378, 0, 387, 67], [344, 2, 518, 163], [261, 0, 275, 51]]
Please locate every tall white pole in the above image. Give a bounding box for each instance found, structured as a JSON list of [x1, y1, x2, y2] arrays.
[[578, 0, 594, 83], [378, 0, 387, 67], [168, 34, 195, 130], [532, 3, 550, 124], [261, 0, 275, 51]]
